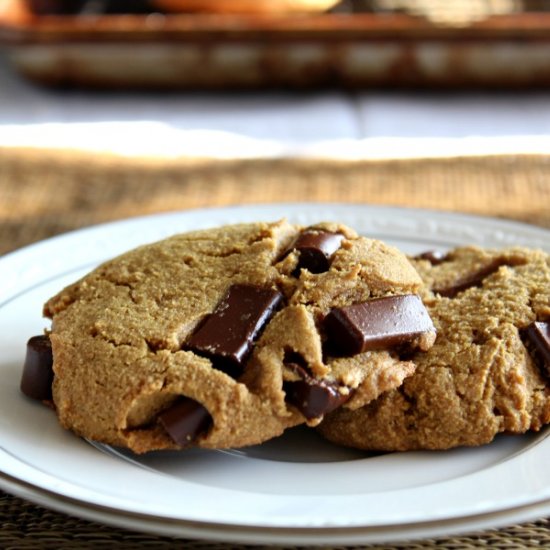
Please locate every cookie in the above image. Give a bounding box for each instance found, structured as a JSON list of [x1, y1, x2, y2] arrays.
[[318, 245, 550, 451], [22, 220, 436, 454]]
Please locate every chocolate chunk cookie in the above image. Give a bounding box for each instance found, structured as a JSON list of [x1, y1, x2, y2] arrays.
[[318, 246, 550, 451], [26, 220, 436, 454]]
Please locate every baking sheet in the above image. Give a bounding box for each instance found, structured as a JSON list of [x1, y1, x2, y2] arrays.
[[2, 0, 550, 88]]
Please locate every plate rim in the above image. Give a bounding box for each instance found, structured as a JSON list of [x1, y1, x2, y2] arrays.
[[2, 201, 550, 262], [2, 463, 550, 545]]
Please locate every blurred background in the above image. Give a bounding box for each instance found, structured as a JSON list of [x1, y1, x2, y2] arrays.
[[1, 0, 550, 160]]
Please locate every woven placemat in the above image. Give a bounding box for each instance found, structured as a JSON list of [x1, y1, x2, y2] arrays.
[[1, 148, 550, 549], [1, 148, 549, 256]]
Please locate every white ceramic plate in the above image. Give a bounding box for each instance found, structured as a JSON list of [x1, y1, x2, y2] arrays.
[[1, 204, 549, 545]]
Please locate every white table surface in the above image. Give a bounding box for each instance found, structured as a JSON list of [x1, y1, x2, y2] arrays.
[[1, 52, 549, 160]]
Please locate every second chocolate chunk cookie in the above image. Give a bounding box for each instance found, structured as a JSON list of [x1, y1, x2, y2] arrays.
[[38, 220, 435, 453], [318, 246, 550, 451]]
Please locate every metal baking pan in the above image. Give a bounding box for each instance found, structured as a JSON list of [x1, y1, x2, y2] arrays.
[[2, 0, 550, 88]]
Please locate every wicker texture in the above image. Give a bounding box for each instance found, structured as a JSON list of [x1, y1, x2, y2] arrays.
[[1, 147, 550, 548], [1, 149, 549, 256]]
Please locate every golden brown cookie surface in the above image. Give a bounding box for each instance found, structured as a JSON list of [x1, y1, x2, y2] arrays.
[[42, 220, 433, 453], [318, 246, 550, 451]]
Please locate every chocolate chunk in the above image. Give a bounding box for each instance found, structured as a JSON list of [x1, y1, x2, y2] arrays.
[[158, 398, 212, 447], [522, 321, 550, 377], [186, 284, 283, 376], [415, 250, 447, 265], [324, 294, 435, 356], [434, 259, 508, 298], [283, 363, 350, 419], [283, 229, 344, 274], [20, 335, 54, 402], [162, 284, 281, 444]]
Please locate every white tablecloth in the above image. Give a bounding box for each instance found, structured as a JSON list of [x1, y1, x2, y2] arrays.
[[1, 52, 549, 160]]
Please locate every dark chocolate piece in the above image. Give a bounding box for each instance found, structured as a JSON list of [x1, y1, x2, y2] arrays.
[[186, 284, 283, 376], [522, 321, 550, 377], [434, 259, 508, 298], [415, 250, 447, 265], [20, 335, 54, 402], [283, 363, 350, 419], [158, 398, 212, 447], [283, 229, 344, 274], [324, 294, 435, 356]]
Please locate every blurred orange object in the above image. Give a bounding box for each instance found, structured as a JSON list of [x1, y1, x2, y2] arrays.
[[152, 0, 340, 14], [0, 0, 29, 22]]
